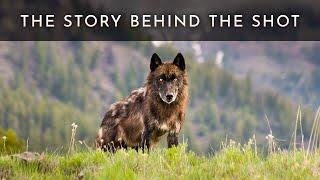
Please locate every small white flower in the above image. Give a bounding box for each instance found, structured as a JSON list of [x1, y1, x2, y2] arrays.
[[265, 134, 274, 140], [2, 136, 7, 140], [71, 123, 78, 129]]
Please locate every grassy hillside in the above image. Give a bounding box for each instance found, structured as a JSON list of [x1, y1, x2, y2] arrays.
[[1, 144, 320, 179]]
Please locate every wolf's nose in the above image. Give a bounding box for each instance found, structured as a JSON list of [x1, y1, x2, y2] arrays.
[[166, 94, 173, 101]]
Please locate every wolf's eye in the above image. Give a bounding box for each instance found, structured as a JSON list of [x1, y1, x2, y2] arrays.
[[159, 78, 163, 82]]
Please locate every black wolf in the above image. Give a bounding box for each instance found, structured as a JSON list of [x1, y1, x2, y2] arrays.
[[96, 53, 188, 151]]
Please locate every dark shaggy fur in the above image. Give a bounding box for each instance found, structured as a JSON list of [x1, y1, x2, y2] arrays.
[[96, 53, 188, 151]]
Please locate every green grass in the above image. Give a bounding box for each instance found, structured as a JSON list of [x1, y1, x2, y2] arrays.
[[1, 144, 320, 179]]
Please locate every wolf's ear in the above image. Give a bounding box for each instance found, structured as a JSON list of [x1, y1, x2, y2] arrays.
[[150, 53, 162, 71], [173, 53, 185, 71]]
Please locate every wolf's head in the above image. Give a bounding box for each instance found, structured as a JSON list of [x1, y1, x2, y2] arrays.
[[148, 53, 186, 104]]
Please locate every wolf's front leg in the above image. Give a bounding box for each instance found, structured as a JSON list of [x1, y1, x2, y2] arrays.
[[168, 116, 183, 148], [140, 123, 155, 152], [140, 127, 154, 152], [140, 117, 157, 152], [167, 132, 179, 148]]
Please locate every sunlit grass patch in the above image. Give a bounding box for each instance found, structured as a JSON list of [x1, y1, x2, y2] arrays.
[[1, 144, 320, 179]]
